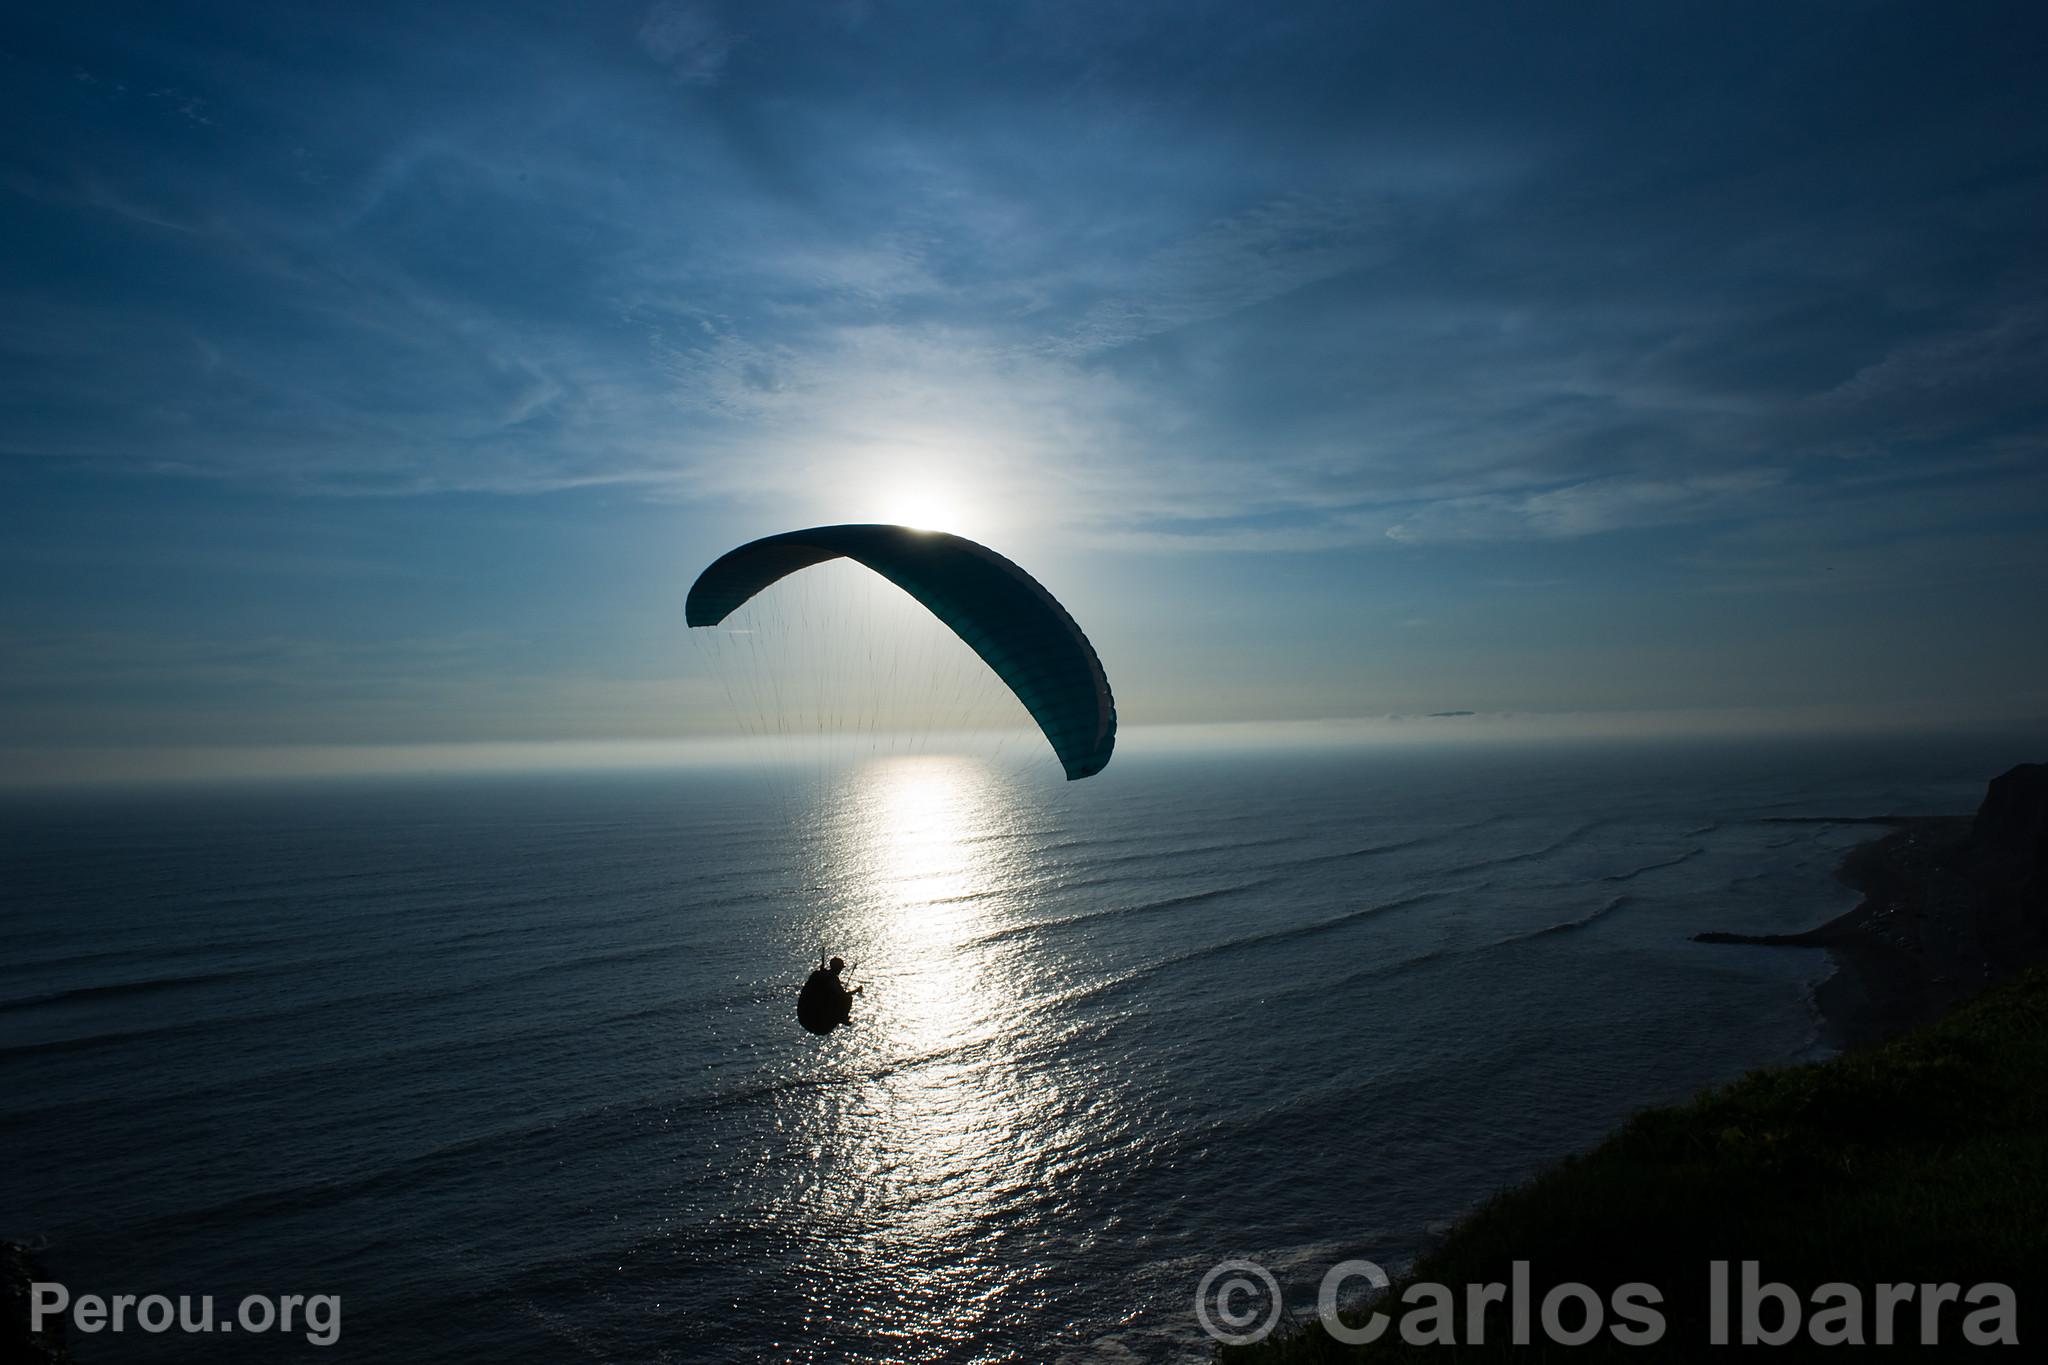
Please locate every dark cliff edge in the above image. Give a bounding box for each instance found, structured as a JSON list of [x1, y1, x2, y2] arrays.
[[2, 1241, 72, 1364], [1695, 762, 2048, 1047]]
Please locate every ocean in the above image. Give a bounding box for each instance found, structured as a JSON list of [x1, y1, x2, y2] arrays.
[[0, 733, 2025, 1361]]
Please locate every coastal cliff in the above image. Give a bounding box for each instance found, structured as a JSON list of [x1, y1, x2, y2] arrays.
[[1971, 762, 2048, 939], [1, 1242, 72, 1364]]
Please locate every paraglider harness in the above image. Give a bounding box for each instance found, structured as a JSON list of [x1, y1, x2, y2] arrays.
[[797, 955, 861, 1035]]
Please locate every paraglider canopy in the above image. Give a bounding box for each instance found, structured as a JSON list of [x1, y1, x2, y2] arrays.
[[686, 524, 1116, 780]]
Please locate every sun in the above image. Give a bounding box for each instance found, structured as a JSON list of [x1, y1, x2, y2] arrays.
[[882, 486, 966, 534]]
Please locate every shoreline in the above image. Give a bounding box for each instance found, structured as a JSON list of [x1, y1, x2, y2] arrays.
[[1696, 764, 2048, 1049], [1698, 815, 1979, 1049]]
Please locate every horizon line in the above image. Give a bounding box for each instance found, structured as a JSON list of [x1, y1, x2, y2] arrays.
[[5, 708, 2046, 791]]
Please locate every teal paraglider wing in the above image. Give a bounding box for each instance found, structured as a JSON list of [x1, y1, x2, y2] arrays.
[[686, 524, 1116, 780]]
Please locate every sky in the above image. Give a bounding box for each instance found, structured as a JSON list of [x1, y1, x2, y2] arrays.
[[4, 1, 2048, 781]]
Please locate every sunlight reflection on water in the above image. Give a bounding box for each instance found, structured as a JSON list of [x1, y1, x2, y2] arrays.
[[767, 756, 1081, 1346]]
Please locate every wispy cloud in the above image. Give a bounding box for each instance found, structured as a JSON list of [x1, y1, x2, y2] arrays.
[[637, 2, 739, 85], [1046, 193, 1400, 357], [1384, 469, 1789, 544], [10, 2, 2044, 560]]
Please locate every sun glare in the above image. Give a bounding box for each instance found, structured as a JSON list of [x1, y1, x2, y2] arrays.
[[885, 493, 953, 532], [880, 483, 972, 534]]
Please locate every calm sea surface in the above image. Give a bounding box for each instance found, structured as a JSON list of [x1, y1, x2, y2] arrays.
[[0, 734, 2029, 1361]]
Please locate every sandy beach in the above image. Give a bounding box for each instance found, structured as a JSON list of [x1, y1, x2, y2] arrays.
[[1698, 764, 2048, 1048]]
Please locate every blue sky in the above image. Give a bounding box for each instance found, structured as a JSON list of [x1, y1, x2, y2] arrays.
[[4, 1, 2047, 778]]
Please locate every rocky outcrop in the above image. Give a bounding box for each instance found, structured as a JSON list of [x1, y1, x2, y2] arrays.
[[1, 1241, 72, 1364], [1965, 762, 2048, 955]]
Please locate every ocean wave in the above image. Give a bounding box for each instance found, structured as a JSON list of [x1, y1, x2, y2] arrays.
[[1269, 890, 1638, 1004], [1601, 846, 1706, 882], [1175, 888, 1459, 966], [0, 934, 736, 1064], [1515, 893, 1634, 941], [962, 879, 1281, 950], [1452, 819, 1609, 873], [1258, 813, 1512, 872], [1037, 887, 1467, 1014], [0, 935, 297, 980], [0, 967, 262, 1015], [1036, 832, 1309, 873]]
